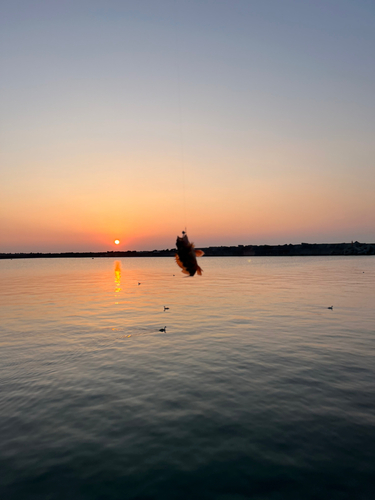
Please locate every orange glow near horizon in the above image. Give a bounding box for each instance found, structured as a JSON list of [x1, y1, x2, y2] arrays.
[[1, 152, 374, 253]]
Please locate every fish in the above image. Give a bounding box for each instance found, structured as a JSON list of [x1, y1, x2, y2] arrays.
[[175, 232, 204, 276]]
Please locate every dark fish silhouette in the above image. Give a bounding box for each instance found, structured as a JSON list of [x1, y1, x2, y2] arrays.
[[175, 232, 204, 276]]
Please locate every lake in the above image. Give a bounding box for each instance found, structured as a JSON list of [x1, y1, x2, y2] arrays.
[[1, 256, 374, 499]]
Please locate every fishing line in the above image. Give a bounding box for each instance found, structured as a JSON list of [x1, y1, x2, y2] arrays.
[[175, 10, 187, 233], [177, 71, 187, 233]]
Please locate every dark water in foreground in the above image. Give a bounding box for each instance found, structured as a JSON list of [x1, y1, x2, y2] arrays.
[[1, 256, 375, 499]]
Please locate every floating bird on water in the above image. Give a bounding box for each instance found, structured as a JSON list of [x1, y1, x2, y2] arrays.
[[327, 306, 333, 310], [159, 326, 166, 332], [138, 282, 141, 285], [164, 306, 169, 311]]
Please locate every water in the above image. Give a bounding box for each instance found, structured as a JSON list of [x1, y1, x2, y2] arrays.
[[1, 256, 374, 499]]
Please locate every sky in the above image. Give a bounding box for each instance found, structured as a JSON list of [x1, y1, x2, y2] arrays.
[[1, 0, 375, 252]]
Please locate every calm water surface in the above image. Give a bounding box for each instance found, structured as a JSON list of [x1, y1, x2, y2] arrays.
[[1, 256, 375, 499]]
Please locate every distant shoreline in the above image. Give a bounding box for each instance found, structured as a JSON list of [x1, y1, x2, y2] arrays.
[[1, 241, 374, 259]]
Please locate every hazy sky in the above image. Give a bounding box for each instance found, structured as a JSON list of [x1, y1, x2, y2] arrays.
[[1, 0, 374, 252]]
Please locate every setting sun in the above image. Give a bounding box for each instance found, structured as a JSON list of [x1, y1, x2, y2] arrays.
[[114, 240, 120, 245]]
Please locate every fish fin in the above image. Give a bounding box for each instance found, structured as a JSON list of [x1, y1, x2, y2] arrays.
[[195, 249, 204, 257], [176, 253, 192, 275], [196, 266, 203, 276], [175, 254, 185, 270]]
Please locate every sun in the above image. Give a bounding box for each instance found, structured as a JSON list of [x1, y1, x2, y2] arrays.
[[114, 240, 120, 245]]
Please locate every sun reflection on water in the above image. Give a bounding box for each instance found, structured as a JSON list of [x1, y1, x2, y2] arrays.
[[114, 260, 121, 296]]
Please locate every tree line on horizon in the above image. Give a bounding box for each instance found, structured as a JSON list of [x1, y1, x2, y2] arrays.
[[1, 241, 374, 259]]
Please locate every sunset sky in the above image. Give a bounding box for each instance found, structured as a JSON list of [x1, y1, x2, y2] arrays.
[[1, 0, 374, 252]]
